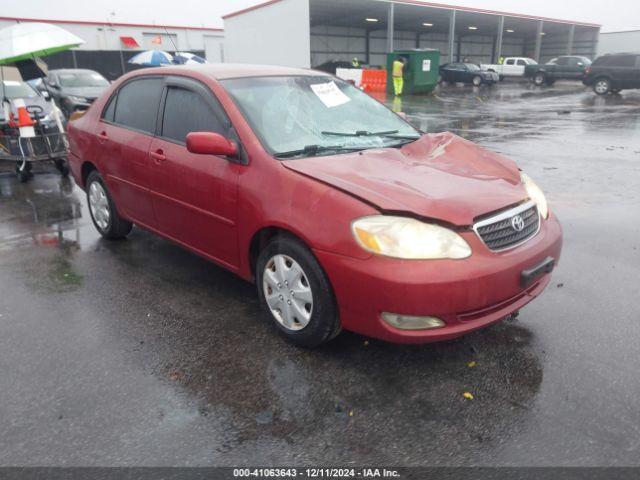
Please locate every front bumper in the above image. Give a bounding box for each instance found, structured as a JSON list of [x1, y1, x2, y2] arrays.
[[315, 214, 563, 344]]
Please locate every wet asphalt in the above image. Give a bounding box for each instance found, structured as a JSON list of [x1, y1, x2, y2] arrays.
[[0, 81, 639, 467]]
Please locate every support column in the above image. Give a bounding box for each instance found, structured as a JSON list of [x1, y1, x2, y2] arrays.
[[386, 2, 394, 53], [534, 20, 543, 62], [567, 24, 575, 55], [365, 29, 371, 65], [415, 31, 420, 49], [495, 16, 504, 63], [448, 10, 456, 62]]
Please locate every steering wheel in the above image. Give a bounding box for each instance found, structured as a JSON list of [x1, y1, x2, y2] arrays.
[[26, 105, 44, 118]]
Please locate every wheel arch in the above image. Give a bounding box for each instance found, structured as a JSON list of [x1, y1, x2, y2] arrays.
[[81, 161, 98, 188], [248, 226, 313, 279]]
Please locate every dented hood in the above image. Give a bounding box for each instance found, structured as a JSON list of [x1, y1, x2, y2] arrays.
[[282, 132, 527, 226]]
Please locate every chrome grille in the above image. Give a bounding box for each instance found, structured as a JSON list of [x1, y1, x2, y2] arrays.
[[473, 201, 540, 251]]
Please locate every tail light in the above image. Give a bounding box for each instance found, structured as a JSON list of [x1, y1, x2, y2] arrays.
[[584, 67, 592, 75]]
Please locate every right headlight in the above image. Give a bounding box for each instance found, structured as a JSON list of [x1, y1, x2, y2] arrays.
[[67, 95, 87, 104], [521, 172, 549, 219], [352, 215, 471, 260]]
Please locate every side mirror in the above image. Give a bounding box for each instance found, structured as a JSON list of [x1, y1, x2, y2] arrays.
[[186, 132, 237, 157]]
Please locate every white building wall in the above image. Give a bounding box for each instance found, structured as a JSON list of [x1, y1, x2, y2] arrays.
[[223, 0, 311, 68], [598, 31, 640, 56], [0, 18, 223, 54]]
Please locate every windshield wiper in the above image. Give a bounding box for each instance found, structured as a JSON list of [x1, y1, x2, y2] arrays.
[[322, 130, 421, 141], [274, 144, 360, 159], [321, 129, 399, 137]]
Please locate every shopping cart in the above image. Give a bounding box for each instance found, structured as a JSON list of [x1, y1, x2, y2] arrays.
[[0, 104, 69, 182]]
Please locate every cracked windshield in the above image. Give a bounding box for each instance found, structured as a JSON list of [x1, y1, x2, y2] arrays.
[[222, 76, 420, 158]]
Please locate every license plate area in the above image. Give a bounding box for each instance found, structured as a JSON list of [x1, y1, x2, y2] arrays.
[[521, 256, 555, 287]]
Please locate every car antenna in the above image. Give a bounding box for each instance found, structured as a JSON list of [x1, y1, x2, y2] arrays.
[[163, 26, 179, 59]]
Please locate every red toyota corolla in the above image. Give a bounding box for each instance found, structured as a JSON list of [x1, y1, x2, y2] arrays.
[[67, 64, 562, 347]]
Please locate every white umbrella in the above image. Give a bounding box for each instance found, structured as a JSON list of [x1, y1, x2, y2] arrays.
[[128, 50, 173, 66], [0, 22, 84, 65]]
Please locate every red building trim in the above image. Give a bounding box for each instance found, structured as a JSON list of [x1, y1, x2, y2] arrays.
[[223, 0, 286, 20], [0, 16, 223, 32], [222, 0, 600, 27]]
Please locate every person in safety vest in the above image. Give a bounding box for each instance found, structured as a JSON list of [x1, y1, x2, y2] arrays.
[[351, 57, 361, 68], [392, 56, 405, 96]]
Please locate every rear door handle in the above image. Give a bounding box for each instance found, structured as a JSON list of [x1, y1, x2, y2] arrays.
[[150, 150, 167, 164]]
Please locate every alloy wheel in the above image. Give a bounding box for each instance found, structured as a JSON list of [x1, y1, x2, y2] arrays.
[[262, 254, 313, 331], [88, 181, 111, 231], [595, 80, 609, 94]]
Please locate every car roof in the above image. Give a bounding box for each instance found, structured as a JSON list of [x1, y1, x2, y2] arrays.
[[49, 68, 101, 75], [129, 63, 330, 80]]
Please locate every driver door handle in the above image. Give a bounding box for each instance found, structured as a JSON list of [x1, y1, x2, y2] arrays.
[[97, 131, 108, 143], [150, 149, 167, 164]]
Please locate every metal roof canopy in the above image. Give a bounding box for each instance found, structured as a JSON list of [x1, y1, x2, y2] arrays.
[[309, 0, 598, 37]]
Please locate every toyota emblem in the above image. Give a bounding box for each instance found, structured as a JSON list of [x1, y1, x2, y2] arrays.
[[511, 215, 525, 232]]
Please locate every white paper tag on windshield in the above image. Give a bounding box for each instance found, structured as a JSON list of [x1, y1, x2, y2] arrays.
[[310, 81, 351, 108]]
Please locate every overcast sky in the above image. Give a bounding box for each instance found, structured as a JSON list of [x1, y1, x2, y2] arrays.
[[6, 0, 640, 32]]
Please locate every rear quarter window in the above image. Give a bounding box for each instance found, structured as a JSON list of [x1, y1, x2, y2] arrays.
[[113, 77, 163, 134]]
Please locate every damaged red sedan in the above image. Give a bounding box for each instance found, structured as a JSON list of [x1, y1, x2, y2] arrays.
[[67, 65, 562, 347]]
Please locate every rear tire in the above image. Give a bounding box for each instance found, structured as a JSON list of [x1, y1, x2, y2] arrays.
[[593, 77, 611, 95], [54, 158, 70, 177], [472, 75, 482, 87], [256, 235, 340, 348], [86, 170, 132, 239]]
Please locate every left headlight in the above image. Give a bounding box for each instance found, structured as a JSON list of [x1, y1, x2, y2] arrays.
[[521, 172, 549, 219], [352, 216, 471, 260]]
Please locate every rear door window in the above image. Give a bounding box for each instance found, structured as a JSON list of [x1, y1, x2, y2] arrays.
[[102, 95, 116, 122], [609, 55, 636, 67], [113, 78, 163, 134], [161, 86, 226, 144], [505, 59, 515, 65]]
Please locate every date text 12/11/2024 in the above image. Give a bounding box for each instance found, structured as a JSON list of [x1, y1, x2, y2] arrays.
[[233, 468, 401, 478]]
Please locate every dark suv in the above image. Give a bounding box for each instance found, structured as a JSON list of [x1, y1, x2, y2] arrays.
[[583, 53, 640, 95]]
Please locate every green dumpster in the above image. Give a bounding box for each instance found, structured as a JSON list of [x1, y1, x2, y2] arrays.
[[386, 49, 440, 95]]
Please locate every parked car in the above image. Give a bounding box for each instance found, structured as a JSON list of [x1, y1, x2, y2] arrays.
[[439, 62, 499, 86], [524, 56, 591, 86], [313, 60, 353, 75], [583, 53, 640, 95], [481, 57, 538, 79], [67, 65, 562, 347], [38, 69, 110, 118]]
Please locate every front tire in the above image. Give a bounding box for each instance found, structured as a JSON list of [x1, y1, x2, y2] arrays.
[[533, 72, 546, 86], [593, 77, 611, 95], [86, 170, 132, 239], [256, 235, 340, 348]]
